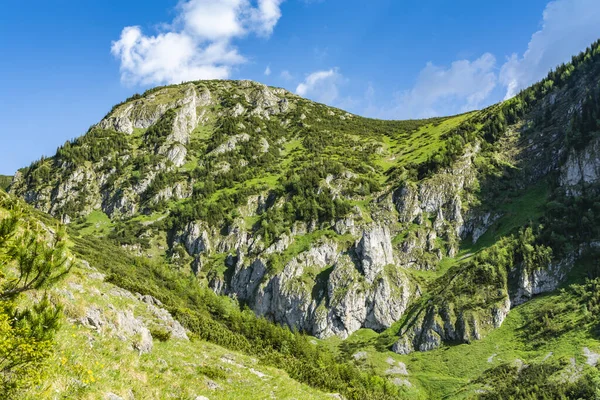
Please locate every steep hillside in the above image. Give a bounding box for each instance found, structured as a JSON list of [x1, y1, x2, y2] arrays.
[[0, 175, 11, 191], [9, 40, 600, 398], [30, 256, 336, 400], [0, 191, 399, 399]]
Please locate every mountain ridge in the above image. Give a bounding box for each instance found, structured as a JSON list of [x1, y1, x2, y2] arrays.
[[7, 39, 600, 399]]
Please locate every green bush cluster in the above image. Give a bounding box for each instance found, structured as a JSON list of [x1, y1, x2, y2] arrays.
[[56, 127, 130, 166], [197, 365, 227, 381], [143, 109, 177, 150], [149, 326, 172, 342], [539, 185, 600, 258], [475, 360, 600, 399]]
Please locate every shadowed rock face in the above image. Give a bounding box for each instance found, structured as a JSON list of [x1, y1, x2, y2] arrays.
[[355, 225, 395, 283], [560, 136, 600, 195]]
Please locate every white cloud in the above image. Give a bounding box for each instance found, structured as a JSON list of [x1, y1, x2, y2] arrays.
[[177, 0, 246, 41], [500, 0, 600, 99], [377, 53, 497, 119], [367, 0, 600, 119], [112, 0, 284, 86], [252, 0, 284, 37], [296, 68, 343, 104], [280, 70, 293, 80], [264, 65, 271, 76]]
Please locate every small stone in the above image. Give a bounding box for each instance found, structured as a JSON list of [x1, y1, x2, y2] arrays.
[[386, 361, 408, 376], [109, 288, 136, 299], [88, 272, 106, 281], [249, 368, 267, 378], [116, 310, 153, 355], [206, 379, 220, 390], [583, 347, 600, 366], [57, 289, 75, 301], [80, 307, 105, 330], [69, 282, 84, 293], [392, 378, 412, 387], [141, 295, 163, 307]]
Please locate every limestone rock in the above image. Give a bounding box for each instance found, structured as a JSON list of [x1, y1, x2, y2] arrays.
[[146, 303, 189, 340], [355, 225, 395, 283], [560, 136, 600, 194], [210, 134, 251, 155], [116, 310, 153, 355], [80, 307, 106, 330], [182, 222, 211, 256], [165, 144, 188, 167], [510, 253, 574, 306]]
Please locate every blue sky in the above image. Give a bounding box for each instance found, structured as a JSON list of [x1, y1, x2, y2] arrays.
[[1, 0, 600, 174]]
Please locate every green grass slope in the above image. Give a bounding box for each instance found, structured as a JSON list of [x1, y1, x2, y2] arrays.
[[325, 273, 600, 399], [27, 263, 334, 400]]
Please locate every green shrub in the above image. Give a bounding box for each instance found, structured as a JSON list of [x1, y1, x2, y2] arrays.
[[150, 326, 172, 342], [197, 365, 227, 381]]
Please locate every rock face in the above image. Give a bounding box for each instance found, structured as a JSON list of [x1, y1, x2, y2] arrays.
[[182, 222, 212, 256], [355, 225, 395, 283], [560, 136, 600, 195], [116, 310, 154, 355], [391, 246, 576, 355], [392, 144, 488, 267], [10, 83, 217, 221], [99, 84, 208, 136], [510, 254, 574, 306], [213, 230, 415, 340]]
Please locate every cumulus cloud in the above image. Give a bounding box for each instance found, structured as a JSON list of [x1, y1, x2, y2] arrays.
[[500, 0, 600, 99], [111, 0, 284, 86], [264, 65, 271, 76], [378, 54, 497, 119], [296, 68, 343, 104], [252, 0, 284, 36]]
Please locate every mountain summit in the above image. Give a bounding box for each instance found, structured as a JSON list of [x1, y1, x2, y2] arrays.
[[8, 40, 600, 399]]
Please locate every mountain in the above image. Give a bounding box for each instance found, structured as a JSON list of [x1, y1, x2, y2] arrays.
[[6, 39, 600, 399]]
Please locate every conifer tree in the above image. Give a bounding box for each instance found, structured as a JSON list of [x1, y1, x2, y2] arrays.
[[0, 193, 70, 397]]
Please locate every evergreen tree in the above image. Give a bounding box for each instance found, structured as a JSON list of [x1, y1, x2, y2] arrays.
[[0, 193, 70, 397]]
